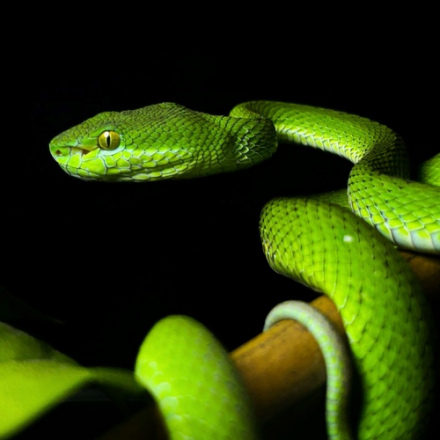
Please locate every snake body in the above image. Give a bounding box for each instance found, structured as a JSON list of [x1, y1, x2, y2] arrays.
[[49, 101, 439, 439]]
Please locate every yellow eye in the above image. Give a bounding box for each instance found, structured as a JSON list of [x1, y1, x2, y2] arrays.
[[98, 131, 120, 150]]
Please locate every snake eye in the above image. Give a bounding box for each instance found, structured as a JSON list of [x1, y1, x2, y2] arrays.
[[98, 131, 120, 150]]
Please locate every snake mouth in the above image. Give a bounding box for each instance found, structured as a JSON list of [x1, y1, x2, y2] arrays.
[[50, 145, 95, 159], [71, 147, 94, 157], [67, 147, 93, 156]]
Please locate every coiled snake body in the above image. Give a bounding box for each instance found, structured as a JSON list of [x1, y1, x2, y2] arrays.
[[50, 101, 439, 439]]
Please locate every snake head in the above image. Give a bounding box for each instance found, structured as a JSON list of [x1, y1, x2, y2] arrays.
[[49, 102, 277, 182], [49, 104, 199, 182], [49, 110, 122, 180]]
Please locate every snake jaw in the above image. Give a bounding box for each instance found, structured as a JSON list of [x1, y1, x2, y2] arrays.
[[49, 141, 104, 179], [50, 143, 97, 157], [72, 146, 94, 156]]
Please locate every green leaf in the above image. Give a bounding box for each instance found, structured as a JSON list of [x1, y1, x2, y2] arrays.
[[0, 322, 145, 439]]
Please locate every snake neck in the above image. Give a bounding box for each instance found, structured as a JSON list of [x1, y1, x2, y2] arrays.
[[231, 101, 410, 173]]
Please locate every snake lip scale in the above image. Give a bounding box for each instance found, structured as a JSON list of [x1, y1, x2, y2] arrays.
[[49, 101, 439, 440]]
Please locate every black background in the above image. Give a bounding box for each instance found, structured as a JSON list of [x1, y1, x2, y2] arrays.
[[1, 10, 438, 439]]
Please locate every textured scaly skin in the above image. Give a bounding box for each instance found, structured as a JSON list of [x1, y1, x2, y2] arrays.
[[49, 101, 439, 439], [259, 197, 434, 439], [49, 102, 276, 181], [419, 153, 440, 186], [263, 300, 354, 439], [230, 102, 440, 254], [135, 315, 259, 439]]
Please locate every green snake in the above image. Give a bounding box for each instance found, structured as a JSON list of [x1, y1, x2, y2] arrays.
[[49, 101, 439, 439]]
